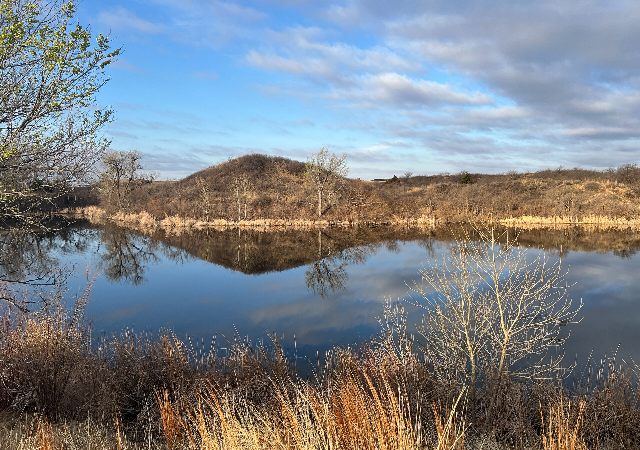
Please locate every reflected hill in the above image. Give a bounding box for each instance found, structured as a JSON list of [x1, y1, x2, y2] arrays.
[[2, 222, 640, 288], [149, 227, 441, 275], [149, 225, 640, 274]]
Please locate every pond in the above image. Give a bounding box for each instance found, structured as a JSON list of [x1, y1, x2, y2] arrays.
[[3, 222, 640, 376]]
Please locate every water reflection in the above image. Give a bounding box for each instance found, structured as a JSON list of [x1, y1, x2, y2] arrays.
[[304, 230, 386, 297], [2, 223, 640, 369], [5, 224, 640, 287], [97, 226, 160, 285], [0, 226, 93, 284]]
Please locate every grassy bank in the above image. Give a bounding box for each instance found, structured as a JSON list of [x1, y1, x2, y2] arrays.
[[74, 206, 439, 235], [2, 299, 639, 449], [74, 205, 640, 236]]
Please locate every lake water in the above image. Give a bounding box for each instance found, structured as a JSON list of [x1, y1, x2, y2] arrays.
[[4, 222, 640, 374]]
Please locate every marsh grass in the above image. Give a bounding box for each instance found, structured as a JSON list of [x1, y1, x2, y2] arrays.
[[2, 318, 639, 449], [77, 207, 438, 235], [500, 215, 640, 231]]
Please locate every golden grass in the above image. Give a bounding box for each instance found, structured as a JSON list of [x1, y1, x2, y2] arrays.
[[157, 390, 182, 450], [155, 362, 467, 450], [541, 397, 589, 450], [76, 205, 640, 235], [35, 418, 62, 450]]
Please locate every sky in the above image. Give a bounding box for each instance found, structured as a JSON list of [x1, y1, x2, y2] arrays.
[[77, 0, 640, 180]]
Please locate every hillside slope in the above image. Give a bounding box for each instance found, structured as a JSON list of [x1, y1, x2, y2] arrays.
[[101, 155, 640, 228]]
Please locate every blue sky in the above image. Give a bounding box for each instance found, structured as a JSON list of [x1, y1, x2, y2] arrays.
[[78, 0, 640, 180]]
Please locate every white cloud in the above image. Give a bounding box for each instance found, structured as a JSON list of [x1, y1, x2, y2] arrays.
[[561, 127, 637, 137], [330, 73, 493, 108], [98, 7, 165, 34], [247, 51, 307, 74], [466, 107, 530, 120], [247, 26, 422, 85]]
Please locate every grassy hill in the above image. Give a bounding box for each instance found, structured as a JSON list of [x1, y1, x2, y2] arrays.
[[92, 154, 640, 228]]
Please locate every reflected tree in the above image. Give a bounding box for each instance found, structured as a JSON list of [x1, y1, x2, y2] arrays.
[[613, 248, 637, 259], [159, 241, 194, 265], [418, 238, 437, 259], [0, 232, 59, 284], [384, 240, 401, 254], [304, 231, 382, 298], [0, 227, 93, 284], [97, 226, 158, 285], [305, 257, 348, 298], [305, 230, 348, 298], [232, 229, 258, 273], [0, 227, 95, 310]]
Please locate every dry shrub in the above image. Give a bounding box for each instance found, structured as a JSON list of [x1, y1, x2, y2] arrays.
[[579, 354, 640, 448], [0, 277, 98, 419], [107, 330, 194, 427]]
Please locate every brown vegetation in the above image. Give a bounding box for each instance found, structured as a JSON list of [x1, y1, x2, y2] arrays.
[[68, 155, 640, 232], [2, 286, 639, 449]]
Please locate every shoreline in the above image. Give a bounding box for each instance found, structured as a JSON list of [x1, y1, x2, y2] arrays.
[[72, 206, 640, 234]]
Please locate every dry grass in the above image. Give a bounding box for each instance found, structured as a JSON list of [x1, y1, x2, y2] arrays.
[[541, 397, 588, 450], [77, 207, 440, 234], [176, 360, 457, 450], [0, 414, 166, 450], [432, 396, 466, 450], [157, 390, 182, 450]]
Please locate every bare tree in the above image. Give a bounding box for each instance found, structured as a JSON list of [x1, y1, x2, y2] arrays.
[[99, 150, 155, 211], [231, 174, 253, 221], [305, 148, 348, 218], [195, 177, 212, 221], [408, 227, 582, 402]]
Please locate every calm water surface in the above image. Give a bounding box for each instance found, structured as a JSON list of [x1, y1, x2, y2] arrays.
[[7, 223, 640, 370]]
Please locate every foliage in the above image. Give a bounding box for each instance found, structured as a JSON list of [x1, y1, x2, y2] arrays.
[[0, 0, 120, 226], [458, 172, 473, 184]]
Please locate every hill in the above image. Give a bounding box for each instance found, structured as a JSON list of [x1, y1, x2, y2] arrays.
[[86, 154, 640, 230]]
